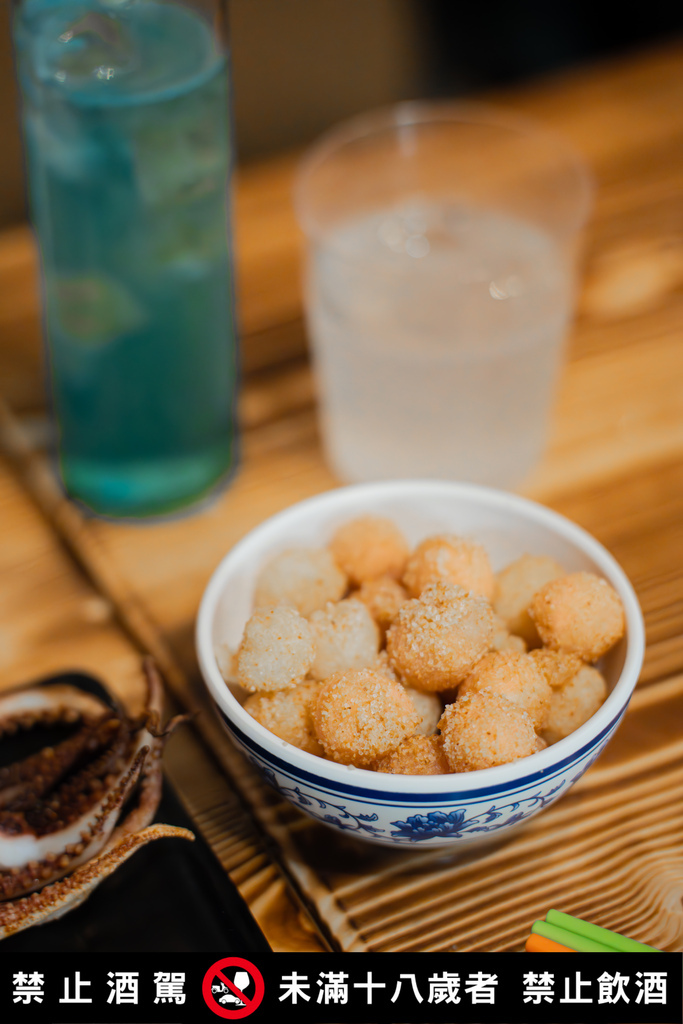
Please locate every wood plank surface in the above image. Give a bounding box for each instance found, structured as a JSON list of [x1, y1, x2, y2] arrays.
[[0, 448, 324, 951], [1, 41, 683, 953]]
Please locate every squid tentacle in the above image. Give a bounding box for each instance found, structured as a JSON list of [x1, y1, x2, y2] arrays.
[[0, 661, 194, 935], [0, 825, 194, 938]]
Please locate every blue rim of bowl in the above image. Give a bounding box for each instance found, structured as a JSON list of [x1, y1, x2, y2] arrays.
[[215, 699, 627, 803]]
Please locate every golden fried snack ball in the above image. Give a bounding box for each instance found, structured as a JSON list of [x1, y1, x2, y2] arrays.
[[313, 668, 420, 768], [529, 571, 626, 661], [439, 690, 537, 771], [244, 681, 325, 757], [236, 606, 315, 693], [402, 534, 495, 601], [373, 649, 399, 681], [387, 582, 494, 692], [355, 575, 409, 637], [457, 650, 551, 730], [375, 735, 450, 775], [490, 612, 527, 653], [308, 598, 380, 681], [542, 665, 608, 744], [329, 516, 410, 585], [253, 547, 347, 618], [528, 648, 584, 689], [493, 554, 566, 647], [373, 653, 442, 734]]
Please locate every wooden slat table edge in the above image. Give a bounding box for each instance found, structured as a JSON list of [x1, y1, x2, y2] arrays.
[[0, 395, 349, 950]]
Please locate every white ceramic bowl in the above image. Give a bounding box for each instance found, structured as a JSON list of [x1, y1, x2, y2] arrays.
[[196, 481, 644, 849]]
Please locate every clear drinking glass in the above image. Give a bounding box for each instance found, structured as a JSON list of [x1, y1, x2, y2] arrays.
[[295, 102, 593, 489], [13, 0, 238, 517]]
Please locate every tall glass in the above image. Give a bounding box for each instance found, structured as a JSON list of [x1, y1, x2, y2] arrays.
[[13, 0, 238, 517], [295, 103, 593, 490]]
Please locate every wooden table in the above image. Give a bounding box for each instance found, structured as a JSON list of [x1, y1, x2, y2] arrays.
[[1, 41, 683, 953]]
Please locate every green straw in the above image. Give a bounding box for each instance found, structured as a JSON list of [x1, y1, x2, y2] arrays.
[[531, 920, 615, 953], [546, 910, 660, 953]]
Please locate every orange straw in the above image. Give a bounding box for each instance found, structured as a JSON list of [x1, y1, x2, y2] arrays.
[[525, 933, 574, 953]]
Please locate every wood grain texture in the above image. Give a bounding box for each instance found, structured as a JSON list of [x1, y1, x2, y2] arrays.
[[0, 447, 324, 951], [1, 42, 683, 953]]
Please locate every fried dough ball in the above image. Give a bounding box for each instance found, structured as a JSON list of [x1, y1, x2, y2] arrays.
[[373, 649, 399, 681], [493, 554, 566, 647], [490, 613, 527, 653], [244, 681, 325, 757], [355, 575, 409, 638], [375, 735, 450, 775], [308, 598, 380, 681], [403, 534, 495, 601], [253, 547, 347, 618], [387, 582, 494, 692], [215, 643, 237, 683], [534, 734, 548, 752], [528, 648, 584, 690], [313, 668, 420, 768], [236, 606, 315, 693], [457, 650, 551, 730], [529, 572, 626, 661], [542, 665, 608, 744], [329, 516, 410, 585], [372, 653, 442, 734], [439, 690, 537, 771]]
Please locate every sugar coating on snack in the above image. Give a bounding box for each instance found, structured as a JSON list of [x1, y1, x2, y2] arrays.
[[236, 605, 315, 692], [373, 649, 399, 681], [530, 571, 626, 661], [490, 612, 527, 653], [375, 734, 450, 775], [253, 547, 347, 617], [387, 581, 494, 692], [308, 598, 380, 681], [374, 653, 443, 734], [403, 686, 442, 736], [439, 690, 537, 771], [234, 515, 625, 771], [528, 648, 584, 689], [403, 534, 496, 601], [457, 650, 551, 730], [542, 664, 608, 744], [329, 516, 410, 585], [494, 554, 566, 646], [355, 575, 409, 636], [244, 681, 325, 756], [313, 668, 420, 768]]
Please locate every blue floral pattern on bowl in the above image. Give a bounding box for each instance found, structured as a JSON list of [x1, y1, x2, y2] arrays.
[[218, 707, 622, 848], [388, 784, 565, 840]]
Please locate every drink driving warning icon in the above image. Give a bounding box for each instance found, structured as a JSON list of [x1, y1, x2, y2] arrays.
[[202, 957, 265, 1019]]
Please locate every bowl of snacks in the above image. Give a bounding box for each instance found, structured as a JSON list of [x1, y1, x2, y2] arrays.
[[196, 481, 644, 848]]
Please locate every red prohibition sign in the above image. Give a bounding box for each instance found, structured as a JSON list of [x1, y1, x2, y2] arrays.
[[202, 957, 265, 1019]]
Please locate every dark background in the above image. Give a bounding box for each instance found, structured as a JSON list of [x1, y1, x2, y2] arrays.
[[1, 0, 682, 227]]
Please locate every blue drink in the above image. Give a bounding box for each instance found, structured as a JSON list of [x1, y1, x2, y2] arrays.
[[14, 0, 237, 516]]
